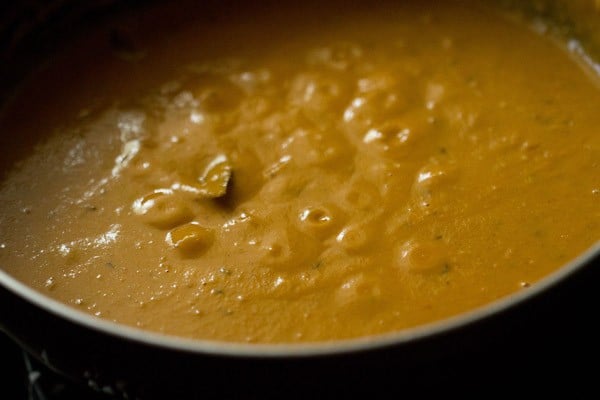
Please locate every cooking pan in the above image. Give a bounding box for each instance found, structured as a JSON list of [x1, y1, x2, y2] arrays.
[[1, 1, 599, 398]]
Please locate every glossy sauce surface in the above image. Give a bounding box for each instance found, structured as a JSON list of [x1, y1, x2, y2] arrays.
[[0, 1, 599, 343]]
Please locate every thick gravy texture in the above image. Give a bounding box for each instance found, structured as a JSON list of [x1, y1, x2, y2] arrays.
[[0, 1, 598, 343]]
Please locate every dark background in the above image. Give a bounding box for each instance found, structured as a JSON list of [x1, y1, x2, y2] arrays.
[[1, 332, 26, 399]]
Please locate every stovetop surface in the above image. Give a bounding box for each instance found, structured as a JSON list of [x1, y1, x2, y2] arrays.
[[3, 323, 599, 400], [1, 333, 110, 400]]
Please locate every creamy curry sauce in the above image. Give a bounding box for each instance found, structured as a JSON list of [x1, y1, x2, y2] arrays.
[[0, 1, 599, 343]]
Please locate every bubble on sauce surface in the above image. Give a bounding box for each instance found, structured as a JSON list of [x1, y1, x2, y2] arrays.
[[281, 128, 352, 168], [425, 82, 446, 110], [166, 223, 214, 257], [56, 243, 83, 265], [288, 71, 352, 117], [410, 161, 457, 211], [395, 239, 450, 275], [343, 72, 415, 132], [338, 177, 381, 211], [335, 273, 382, 310], [361, 111, 432, 158], [126, 157, 153, 178], [253, 223, 325, 276], [230, 69, 272, 93], [132, 189, 193, 229], [357, 72, 409, 94], [416, 162, 456, 187], [238, 96, 272, 121], [47, 226, 121, 270], [306, 42, 364, 71], [296, 205, 341, 238], [335, 223, 375, 253], [186, 73, 245, 113], [117, 111, 147, 142], [442, 104, 479, 134], [257, 231, 294, 269]]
